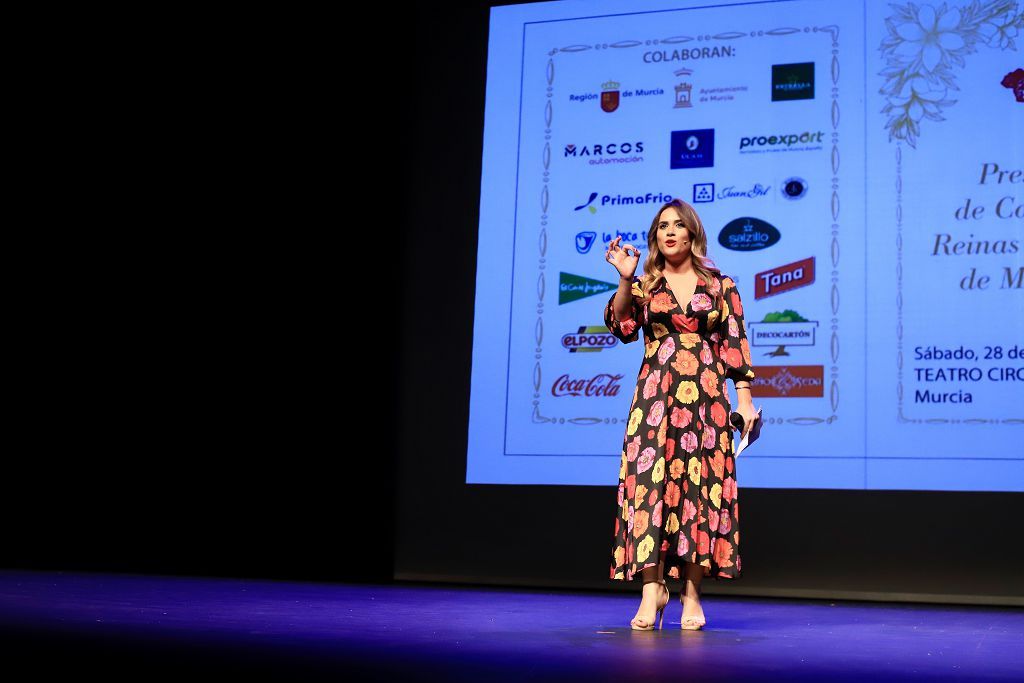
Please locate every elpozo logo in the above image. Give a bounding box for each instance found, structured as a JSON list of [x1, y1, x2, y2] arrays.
[[562, 325, 620, 352]]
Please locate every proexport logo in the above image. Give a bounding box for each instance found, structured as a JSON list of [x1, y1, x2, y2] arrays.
[[738, 131, 823, 153]]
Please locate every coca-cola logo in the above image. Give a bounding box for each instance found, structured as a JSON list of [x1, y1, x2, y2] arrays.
[[551, 373, 624, 397]]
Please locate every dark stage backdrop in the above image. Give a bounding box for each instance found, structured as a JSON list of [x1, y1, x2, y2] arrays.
[[395, 0, 1024, 606], [1, 2, 1018, 607]]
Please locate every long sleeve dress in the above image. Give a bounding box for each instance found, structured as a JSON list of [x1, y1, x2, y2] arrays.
[[605, 272, 755, 582]]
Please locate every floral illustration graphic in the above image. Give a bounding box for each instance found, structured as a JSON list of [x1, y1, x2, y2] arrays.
[[879, 1, 1024, 146]]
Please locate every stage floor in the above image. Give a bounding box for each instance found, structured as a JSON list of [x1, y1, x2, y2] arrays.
[[0, 570, 1020, 681]]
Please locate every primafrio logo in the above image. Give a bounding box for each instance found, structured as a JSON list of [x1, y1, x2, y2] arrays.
[[754, 257, 815, 299], [772, 62, 814, 101], [574, 191, 673, 214], [718, 216, 781, 251], [670, 129, 714, 169]]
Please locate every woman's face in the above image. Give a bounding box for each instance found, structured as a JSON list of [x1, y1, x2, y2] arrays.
[[655, 207, 692, 261]]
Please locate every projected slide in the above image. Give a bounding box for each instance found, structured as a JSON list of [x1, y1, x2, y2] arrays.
[[466, 0, 1023, 490]]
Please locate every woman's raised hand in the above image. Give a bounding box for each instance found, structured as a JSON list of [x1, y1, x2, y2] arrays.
[[605, 236, 640, 279]]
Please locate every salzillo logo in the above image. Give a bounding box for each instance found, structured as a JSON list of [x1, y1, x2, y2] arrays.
[[670, 129, 714, 169], [718, 217, 781, 251], [772, 62, 815, 101]]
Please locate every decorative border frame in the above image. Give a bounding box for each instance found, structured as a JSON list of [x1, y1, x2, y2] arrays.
[[881, 1, 1024, 424], [527, 22, 843, 431]]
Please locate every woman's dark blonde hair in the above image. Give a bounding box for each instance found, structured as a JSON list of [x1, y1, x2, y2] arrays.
[[637, 198, 722, 305]]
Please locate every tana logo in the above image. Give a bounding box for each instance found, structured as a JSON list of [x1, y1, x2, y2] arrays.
[[754, 257, 816, 300]]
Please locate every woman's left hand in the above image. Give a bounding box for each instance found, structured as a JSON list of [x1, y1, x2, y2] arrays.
[[735, 403, 759, 439]]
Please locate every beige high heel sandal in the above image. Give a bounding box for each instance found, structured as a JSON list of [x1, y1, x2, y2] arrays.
[[680, 581, 706, 630], [631, 579, 669, 630]]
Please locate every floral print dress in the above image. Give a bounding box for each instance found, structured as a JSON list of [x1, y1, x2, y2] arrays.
[[605, 272, 755, 582]]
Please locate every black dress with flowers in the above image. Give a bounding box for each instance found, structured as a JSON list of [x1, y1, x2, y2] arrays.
[[605, 273, 755, 582]]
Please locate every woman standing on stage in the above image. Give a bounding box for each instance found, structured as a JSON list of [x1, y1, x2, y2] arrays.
[[603, 198, 759, 631]]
